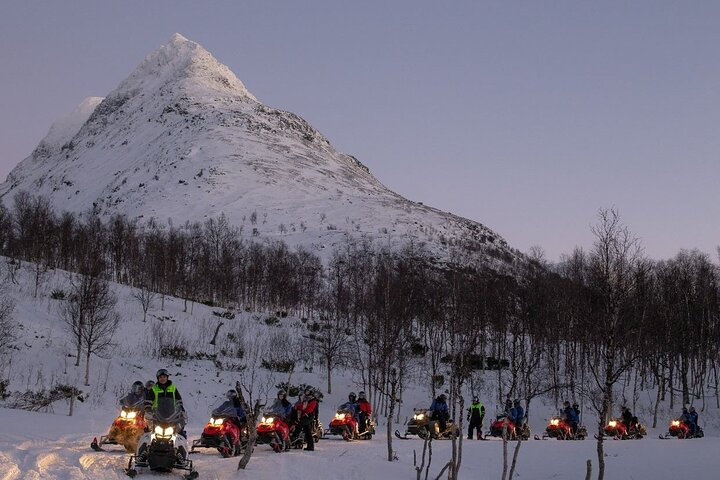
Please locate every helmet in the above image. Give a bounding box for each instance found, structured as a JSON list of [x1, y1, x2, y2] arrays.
[[513, 399, 520, 406], [439, 394, 447, 401], [131, 381, 144, 394], [690, 406, 696, 413], [156, 368, 169, 379], [304, 387, 313, 396], [226, 390, 238, 400], [563, 400, 570, 406], [277, 390, 287, 398], [349, 392, 357, 401], [682, 407, 688, 412], [358, 391, 366, 400], [473, 396, 479, 403], [145, 380, 155, 389]]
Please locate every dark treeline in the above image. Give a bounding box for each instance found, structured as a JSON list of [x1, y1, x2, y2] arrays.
[[1, 195, 719, 445]]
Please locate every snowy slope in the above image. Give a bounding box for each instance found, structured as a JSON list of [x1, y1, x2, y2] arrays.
[[0, 34, 519, 269], [1, 262, 720, 479]]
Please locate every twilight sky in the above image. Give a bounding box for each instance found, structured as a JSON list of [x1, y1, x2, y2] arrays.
[[1, 1, 718, 262]]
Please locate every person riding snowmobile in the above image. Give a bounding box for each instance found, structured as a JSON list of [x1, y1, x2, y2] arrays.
[[340, 392, 358, 414], [620, 406, 638, 434], [147, 369, 186, 437], [120, 381, 147, 408], [429, 394, 449, 434], [144, 380, 155, 402], [220, 389, 246, 428], [467, 396, 484, 440], [269, 390, 293, 419], [356, 391, 372, 433]]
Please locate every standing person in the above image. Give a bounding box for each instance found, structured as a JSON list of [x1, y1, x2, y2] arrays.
[[621, 406, 634, 433], [356, 391, 372, 434], [429, 394, 449, 436], [467, 396, 485, 440], [563, 401, 579, 436], [513, 399, 525, 428], [688, 406, 699, 436], [296, 388, 318, 451]]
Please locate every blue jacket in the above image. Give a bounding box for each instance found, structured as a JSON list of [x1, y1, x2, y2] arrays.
[[430, 399, 449, 417], [688, 411, 698, 426], [514, 405, 524, 422], [564, 406, 579, 424], [340, 401, 357, 415]]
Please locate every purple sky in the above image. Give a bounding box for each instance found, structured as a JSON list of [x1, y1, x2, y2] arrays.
[[1, 1, 718, 262]]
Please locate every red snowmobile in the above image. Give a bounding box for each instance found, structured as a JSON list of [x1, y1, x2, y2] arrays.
[[256, 412, 293, 452], [91, 402, 148, 453], [659, 418, 704, 439], [191, 401, 248, 457], [597, 418, 646, 440], [326, 405, 375, 441], [485, 414, 531, 440], [537, 415, 587, 440]]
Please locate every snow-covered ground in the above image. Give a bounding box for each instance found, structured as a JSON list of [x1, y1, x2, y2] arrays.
[[1, 263, 718, 479]]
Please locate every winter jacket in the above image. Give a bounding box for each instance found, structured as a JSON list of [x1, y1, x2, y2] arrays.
[[430, 398, 449, 419], [149, 380, 183, 410], [688, 411, 699, 427], [270, 398, 293, 419], [514, 405, 525, 423], [621, 409, 633, 425], [467, 402, 485, 421], [296, 398, 318, 422], [508, 407, 518, 423], [356, 399, 372, 415], [339, 401, 357, 414], [564, 406, 579, 424]]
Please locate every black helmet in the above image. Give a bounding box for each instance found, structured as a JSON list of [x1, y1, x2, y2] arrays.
[[513, 399, 520, 406], [473, 396, 479, 403], [349, 392, 357, 401], [563, 400, 570, 406], [689, 406, 696, 413], [439, 394, 447, 401], [145, 380, 155, 389], [682, 407, 688, 412], [131, 381, 144, 394], [156, 368, 169, 379], [226, 390, 237, 400], [358, 391, 366, 400], [304, 387, 313, 396], [277, 390, 287, 398]]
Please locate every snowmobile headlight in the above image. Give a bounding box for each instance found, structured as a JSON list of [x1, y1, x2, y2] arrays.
[[550, 418, 559, 426], [335, 413, 346, 420], [265, 417, 274, 424], [213, 418, 224, 426], [155, 425, 164, 435], [164, 427, 174, 436], [671, 420, 680, 427], [608, 420, 617, 428], [120, 410, 128, 418], [126, 411, 137, 420], [414, 413, 424, 420]]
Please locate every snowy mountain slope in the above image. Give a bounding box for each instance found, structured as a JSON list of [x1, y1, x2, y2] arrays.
[[2, 262, 720, 479], [0, 34, 519, 268]]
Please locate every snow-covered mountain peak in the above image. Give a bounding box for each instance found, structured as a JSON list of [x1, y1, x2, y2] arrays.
[[31, 96, 104, 160], [1, 34, 522, 271], [115, 33, 256, 101]]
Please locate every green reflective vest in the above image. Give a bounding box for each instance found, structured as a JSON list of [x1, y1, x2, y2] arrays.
[[151, 383, 177, 409]]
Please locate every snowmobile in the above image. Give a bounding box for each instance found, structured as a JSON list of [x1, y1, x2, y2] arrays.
[[190, 400, 247, 457], [125, 398, 197, 479], [535, 415, 586, 440], [91, 399, 148, 453], [485, 414, 531, 440], [595, 418, 646, 440], [256, 411, 294, 452], [659, 418, 704, 439], [395, 408, 458, 440], [325, 405, 375, 441]]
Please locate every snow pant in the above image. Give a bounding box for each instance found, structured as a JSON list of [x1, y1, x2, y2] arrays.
[[358, 412, 367, 433], [434, 415, 448, 435], [301, 417, 314, 450], [467, 417, 482, 439], [570, 421, 578, 436]]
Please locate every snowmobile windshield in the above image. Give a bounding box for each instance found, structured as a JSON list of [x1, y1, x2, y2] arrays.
[[153, 397, 182, 424], [337, 402, 355, 413], [212, 400, 239, 417], [120, 393, 145, 409]]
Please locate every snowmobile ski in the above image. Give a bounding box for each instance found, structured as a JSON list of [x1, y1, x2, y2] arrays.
[[90, 437, 105, 452], [394, 430, 411, 440]]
